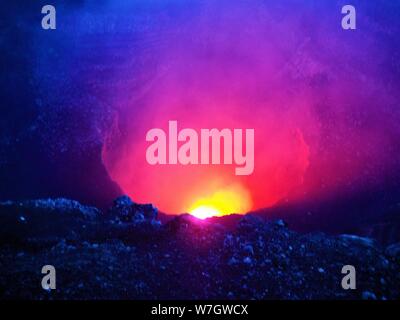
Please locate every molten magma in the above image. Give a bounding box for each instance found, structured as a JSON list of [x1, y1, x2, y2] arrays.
[[188, 184, 252, 219], [190, 206, 220, 220]]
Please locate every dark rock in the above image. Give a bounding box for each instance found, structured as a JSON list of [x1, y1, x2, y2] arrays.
[[108, 195, 134, 220], [108, 195, 158, 224], [243, 244, 254, 255], [243, 257, 252, 265], [0, 198, 100, 245], [0, 197, 399, 300], [385, 243, 400, 258], [338, 234, 377, 248], [228, 257, 239, 266], [272, 219, 288, 228], [362, 291, 377, 300], [92, 196, 162, 243], [237, 214, 265, 233]]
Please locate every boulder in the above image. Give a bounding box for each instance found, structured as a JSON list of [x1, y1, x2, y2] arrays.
[[108, 195, 158, 224], [385, 243, 400, 258]]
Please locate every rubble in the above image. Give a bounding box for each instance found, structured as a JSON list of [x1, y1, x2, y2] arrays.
[[0, 197, 399, 300]]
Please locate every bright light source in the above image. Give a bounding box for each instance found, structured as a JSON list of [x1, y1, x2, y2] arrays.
[[189, 205, 221, 220], [187, 183, 252, 219]]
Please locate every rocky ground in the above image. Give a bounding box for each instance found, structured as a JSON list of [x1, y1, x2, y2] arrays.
[[0, 196, 399, 300]]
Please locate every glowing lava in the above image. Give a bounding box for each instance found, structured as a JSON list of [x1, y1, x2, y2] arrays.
[[190, 205, 221, 219], [187, 183, 252, 219]]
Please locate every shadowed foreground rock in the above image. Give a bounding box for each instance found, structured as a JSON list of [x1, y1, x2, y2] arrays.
[[0, 197, 399, 300]]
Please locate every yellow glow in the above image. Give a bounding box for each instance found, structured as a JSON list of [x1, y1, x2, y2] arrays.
[[188, 183, 252, 219], [190, 205, 221, 220]]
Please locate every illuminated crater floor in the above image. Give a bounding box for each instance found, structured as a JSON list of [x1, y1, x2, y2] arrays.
[[0, 196, 399, 300]]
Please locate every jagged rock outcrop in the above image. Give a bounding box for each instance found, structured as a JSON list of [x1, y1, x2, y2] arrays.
[[108, 195, 158, 224]]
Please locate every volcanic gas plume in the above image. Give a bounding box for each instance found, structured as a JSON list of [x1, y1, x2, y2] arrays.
[[96, 1, 400, 216]]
